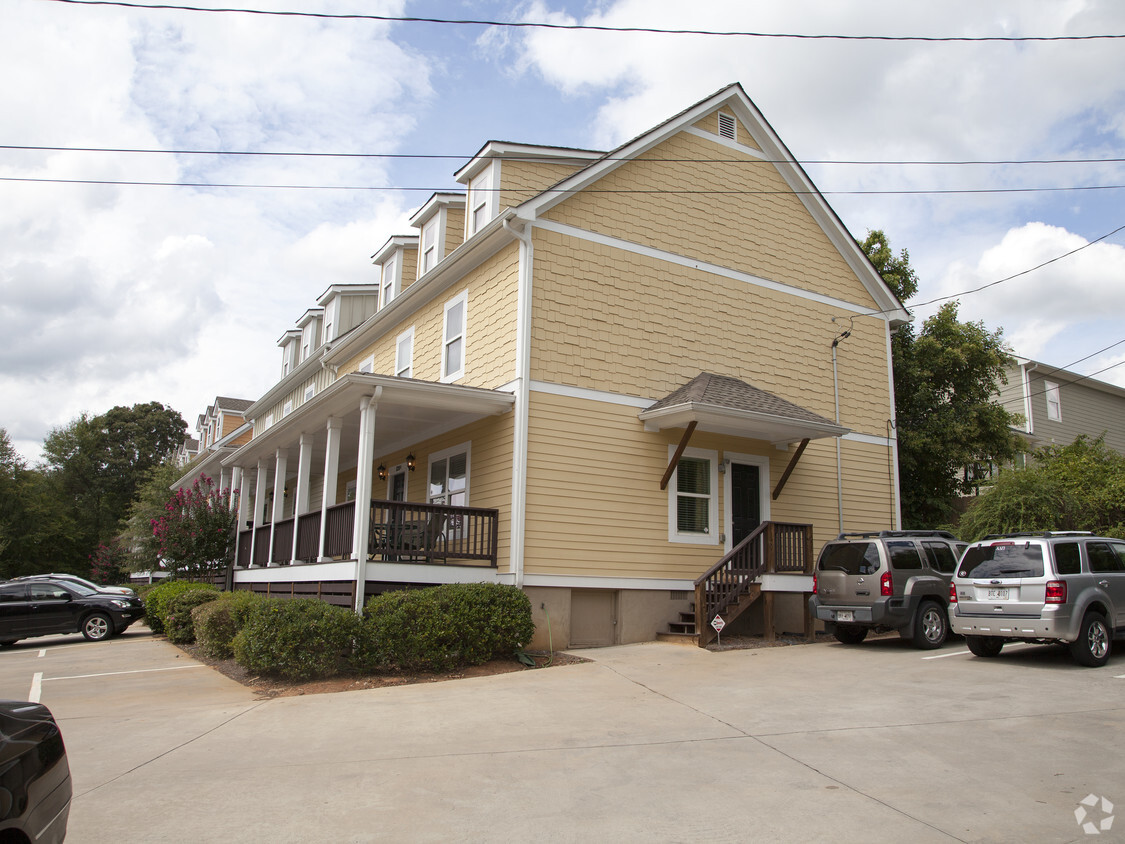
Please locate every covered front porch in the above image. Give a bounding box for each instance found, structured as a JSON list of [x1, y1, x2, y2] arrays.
[[225, 373, 515, 611]]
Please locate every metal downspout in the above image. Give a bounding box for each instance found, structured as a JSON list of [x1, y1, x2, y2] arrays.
[[503, 217, 532, 589]]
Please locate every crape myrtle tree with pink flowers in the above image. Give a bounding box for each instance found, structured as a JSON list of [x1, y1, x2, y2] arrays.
[[151, 474, 237, 580]]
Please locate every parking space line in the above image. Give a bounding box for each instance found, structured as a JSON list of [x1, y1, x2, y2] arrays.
[[29, 672, 42, 703], [923, 649, 970, 660], [43, 665, 207, 682]]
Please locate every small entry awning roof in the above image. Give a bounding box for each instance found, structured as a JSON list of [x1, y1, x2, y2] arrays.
[[638, 372, 849, 445]]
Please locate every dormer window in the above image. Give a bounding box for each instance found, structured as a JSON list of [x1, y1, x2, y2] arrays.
[[467, 165, 495, 236], [420, 218, 438, 275], [381, 254, 398, 307]]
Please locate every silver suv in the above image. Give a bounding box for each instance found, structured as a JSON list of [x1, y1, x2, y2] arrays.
[[949, 532, 1125, 667], [809, 531, 966, 649]]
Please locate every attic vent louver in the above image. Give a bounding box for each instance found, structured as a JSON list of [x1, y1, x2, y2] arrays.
[[717, 112, 736, 140]]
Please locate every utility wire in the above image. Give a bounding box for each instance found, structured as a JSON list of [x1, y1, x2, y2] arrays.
[[2, 175, 1124, 196], [3, 144, 1123, 167], [40, 0, 1125, 42], [996, 339, 1125, 400]]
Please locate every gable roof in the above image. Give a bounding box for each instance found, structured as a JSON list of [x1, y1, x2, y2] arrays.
[[639, 372, 848, 445], [513, 83, 910, 327]]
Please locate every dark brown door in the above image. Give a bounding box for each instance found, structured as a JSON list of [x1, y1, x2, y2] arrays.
[[731, 463, 761, 546]]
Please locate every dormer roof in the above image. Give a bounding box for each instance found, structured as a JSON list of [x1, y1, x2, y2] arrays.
[[453, 141, 603, 184], [296, 308, 324, 329], [408, 192, 466, 228], [371, 234, 419, 264]]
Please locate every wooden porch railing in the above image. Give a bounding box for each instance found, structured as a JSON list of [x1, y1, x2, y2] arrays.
[[694, 521, 813, 646], [234, 499, 498, 568]]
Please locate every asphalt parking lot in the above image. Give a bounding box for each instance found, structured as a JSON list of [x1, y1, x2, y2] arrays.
[[4, 629, 1125, 843]]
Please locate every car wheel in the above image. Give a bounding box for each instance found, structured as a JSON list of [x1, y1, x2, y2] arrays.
[[910, 601, 949, 650], [833, 625, 868, 645], [82, 613, 113, 641], [1069, 612, 1111, 668], [965, 635, 1003, 658]]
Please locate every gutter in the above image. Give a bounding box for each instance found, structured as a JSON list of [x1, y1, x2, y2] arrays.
[[503, 216, 533, 589]]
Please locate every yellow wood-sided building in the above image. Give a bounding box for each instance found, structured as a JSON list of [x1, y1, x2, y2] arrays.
[[221, 84, 910, 648]]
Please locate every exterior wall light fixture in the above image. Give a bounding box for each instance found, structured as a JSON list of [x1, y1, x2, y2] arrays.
[[406, 453, 417, 472]]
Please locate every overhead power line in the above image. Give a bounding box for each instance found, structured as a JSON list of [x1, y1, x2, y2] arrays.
[[3, 143, 1123, 168], [42, 0, 1125, 42], [2, 175, 1124, 196]]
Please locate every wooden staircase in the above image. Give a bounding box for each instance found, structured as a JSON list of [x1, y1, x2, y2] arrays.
[[658, 522, 812, 648]]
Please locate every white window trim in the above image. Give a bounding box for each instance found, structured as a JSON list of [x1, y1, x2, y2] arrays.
[[358, 354, 374, 375], [441, 291, 468, 383], [395, 326, 414, 378], [427, 441, 471, 506], [1044, 381, 1062, 421], [380, 253, 399, 309], [419, 216, 441, 277], [667, 445, 719, 545], [282, 400, 293, 417], [304, 381, 315, 402], [466, 164, 497, 238]]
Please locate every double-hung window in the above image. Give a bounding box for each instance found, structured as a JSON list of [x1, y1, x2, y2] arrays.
[[420, 218, 438, 275], [395, 327, 414, 378], [668, 447, 718, 544], [441, 292, 467, 382], [381, 254, 398, 308], [467, 167, 493, 236], [1044, 381, 1061, 421], [428, 444, 469, 508]]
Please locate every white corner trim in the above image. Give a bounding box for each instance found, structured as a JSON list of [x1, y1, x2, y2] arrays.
[[529, 219, 883, 318]]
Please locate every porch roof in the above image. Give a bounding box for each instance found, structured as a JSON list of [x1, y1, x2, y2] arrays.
[[223, 373, 514, 468], [638, 372, 849, 445]]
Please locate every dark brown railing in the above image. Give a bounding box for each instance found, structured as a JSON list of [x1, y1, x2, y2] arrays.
[[369, 499, 498, 566], [270, 518, 294, 564], [234, 499, 498, 569], [694, 522, 813, 646]]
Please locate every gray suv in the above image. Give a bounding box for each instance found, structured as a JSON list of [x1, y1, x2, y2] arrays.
[[810, 531, 966, 649], [949, 532, 1125, 667]]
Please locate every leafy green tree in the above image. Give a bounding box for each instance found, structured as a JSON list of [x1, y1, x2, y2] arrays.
[[861, 231, 1022, 527], [151, 474, 236, 580], [958, 435, 1125, 540], [119, 460, 185, 574], [39, 402, 186, 566]]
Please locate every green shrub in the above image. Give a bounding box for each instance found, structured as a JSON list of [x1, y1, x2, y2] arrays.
[[144, 580, 218, 635], [165, 589, 221, 644], [232, 598, 360, 681], [358, 583, 534, 672], [193, 590, 266, 659]]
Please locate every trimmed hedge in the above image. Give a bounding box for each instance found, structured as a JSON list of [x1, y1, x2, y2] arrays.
[[232, 598, 361, 681], [357, 583, 534, 672], [192, 591, 267, 660], [165, 589, 221, 644], [144, 580, 218, 635]]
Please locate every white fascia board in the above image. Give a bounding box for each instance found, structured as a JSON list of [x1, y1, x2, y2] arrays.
[[530, 219, 885, 319], [509, 573, 696, 591], [325, 210, 518, 369], [1023, 358, 1125, 399], [639, 403, 849, 445], [316, 283, 381, 306], [408, 192, 466, 227], [276, 329, 300, 346], [454, 141, 604, 184], [233, 561, 356, 584], [370, 234, 419, 263], [296, 308, 324, 328]]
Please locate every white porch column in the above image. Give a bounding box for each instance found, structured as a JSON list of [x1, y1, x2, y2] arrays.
[[236, 468, 252, 567], [269, 448, 289, 566], [219, 467, 232, 497], [352, 390, 381, 613], [318, 417, 342, 562], [252, 457, 270, 567], [229, 466, 243, 511], [291, 433, 314, 564]]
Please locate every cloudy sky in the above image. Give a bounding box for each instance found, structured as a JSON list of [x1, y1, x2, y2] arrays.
[[3, 0, 1124, 463]]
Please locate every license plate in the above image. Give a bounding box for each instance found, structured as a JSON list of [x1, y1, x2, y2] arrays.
[[836, 610, 854, 622], [986, 589, 1009, 600]]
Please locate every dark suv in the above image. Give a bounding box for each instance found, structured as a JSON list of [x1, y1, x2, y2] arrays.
[[0, 579, 145, 646], [809, 530, 967, 649]]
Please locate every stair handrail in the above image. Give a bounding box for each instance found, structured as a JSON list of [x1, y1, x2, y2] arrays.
[[693, 521, 813, 645]]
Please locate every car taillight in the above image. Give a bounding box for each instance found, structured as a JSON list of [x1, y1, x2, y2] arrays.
[[1045, 580, 1067, 604], [949, 582, 958, 604], [880, 571, 892, 597], [812, 573, 818, 594]]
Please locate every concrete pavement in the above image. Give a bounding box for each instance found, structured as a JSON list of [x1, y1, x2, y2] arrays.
[[5, 630, 1124, 842]]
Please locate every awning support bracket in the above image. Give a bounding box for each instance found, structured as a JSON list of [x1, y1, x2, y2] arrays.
[[659, 421, 698, 490], [772, 438, 810, 500]]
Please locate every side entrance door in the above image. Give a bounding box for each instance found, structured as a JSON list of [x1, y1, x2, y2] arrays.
[[730, 463, 761, 547]]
